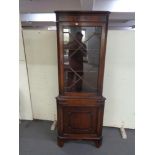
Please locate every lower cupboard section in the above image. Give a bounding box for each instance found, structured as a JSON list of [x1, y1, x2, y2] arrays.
[[56, 97, 105, 147]]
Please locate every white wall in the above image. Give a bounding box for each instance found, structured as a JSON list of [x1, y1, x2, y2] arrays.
[[23, 30, 58, 120], [103, 30, 135, 129], [21, 29, 135, 129], [19, 22, 33, 120]]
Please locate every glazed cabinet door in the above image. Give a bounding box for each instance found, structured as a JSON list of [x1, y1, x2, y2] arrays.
[[57, 23, 106, 95]]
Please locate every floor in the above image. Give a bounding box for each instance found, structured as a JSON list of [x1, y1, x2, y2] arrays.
[[19, 120, 135, 155]]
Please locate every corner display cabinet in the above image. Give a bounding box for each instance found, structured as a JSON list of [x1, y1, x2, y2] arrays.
[[55, 11, 110, 147]]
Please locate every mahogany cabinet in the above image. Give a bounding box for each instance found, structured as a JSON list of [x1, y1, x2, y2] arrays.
[[55, 11, 110, 147]]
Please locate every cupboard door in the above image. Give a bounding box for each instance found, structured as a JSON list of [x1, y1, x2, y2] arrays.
[[63, 106, 98, 134]]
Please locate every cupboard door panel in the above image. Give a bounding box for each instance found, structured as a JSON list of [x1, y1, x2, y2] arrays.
[[63, 106, 98, 134]]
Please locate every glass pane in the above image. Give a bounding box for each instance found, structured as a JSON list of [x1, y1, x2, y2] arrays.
[[63, 26, 102, 92]]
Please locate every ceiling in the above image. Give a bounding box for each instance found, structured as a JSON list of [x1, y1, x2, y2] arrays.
[[20, 0, 135, 30]]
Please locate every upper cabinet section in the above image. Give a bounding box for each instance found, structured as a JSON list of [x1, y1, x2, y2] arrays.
[[55, 11, 110, 95]]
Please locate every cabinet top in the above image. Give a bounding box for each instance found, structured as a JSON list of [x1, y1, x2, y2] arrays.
[[55, 11, 110, 22], [55, 11, 110, 14]]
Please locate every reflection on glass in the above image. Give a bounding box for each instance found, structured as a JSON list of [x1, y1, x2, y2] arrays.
[[63, 26, 102, 92]]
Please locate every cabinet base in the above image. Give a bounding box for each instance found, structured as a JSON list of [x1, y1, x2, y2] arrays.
[[57, 136, 102, 148]]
